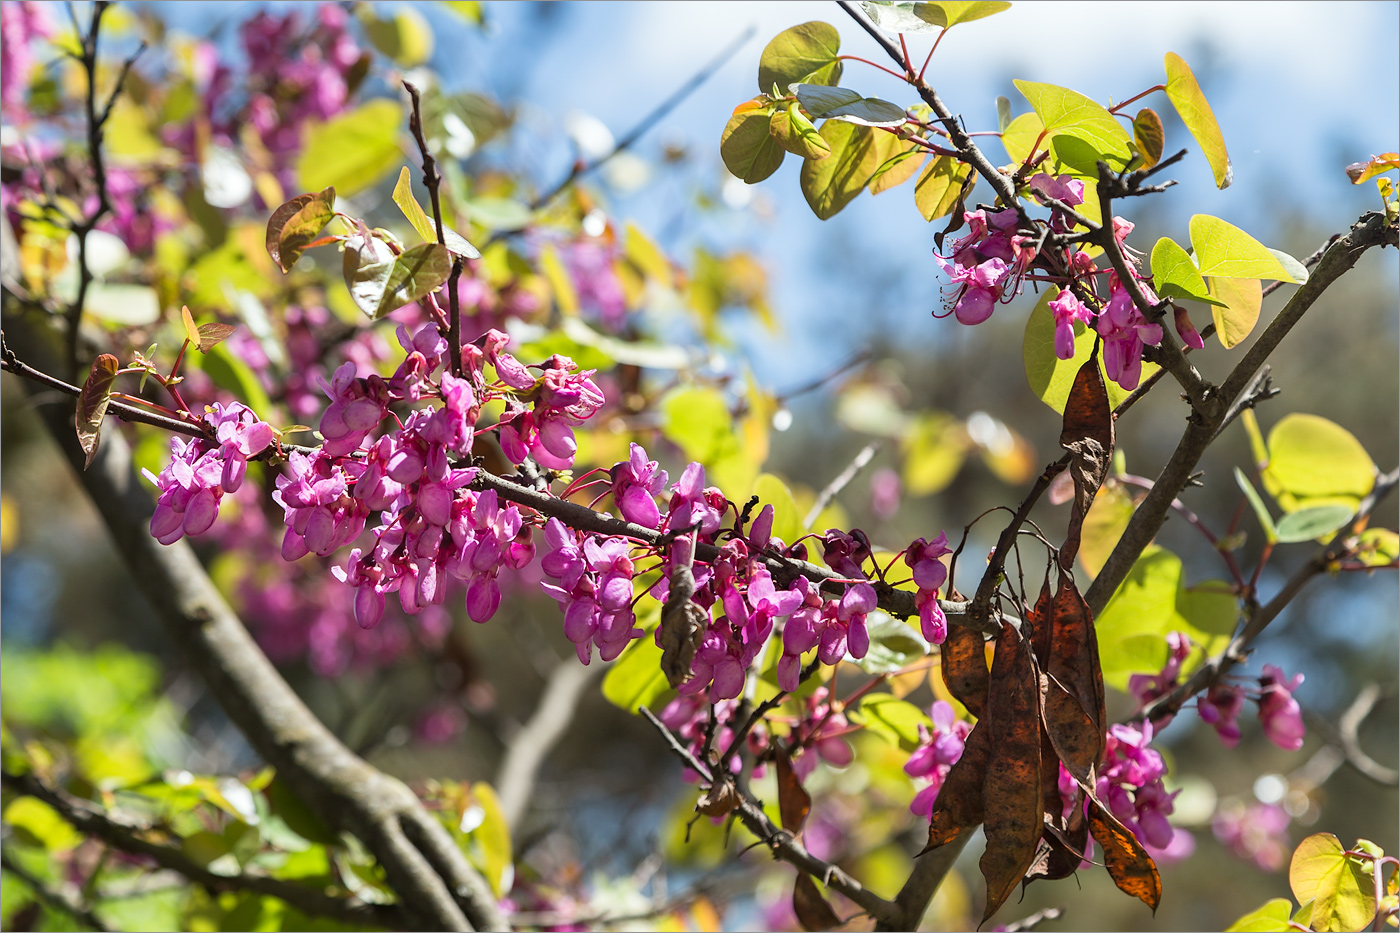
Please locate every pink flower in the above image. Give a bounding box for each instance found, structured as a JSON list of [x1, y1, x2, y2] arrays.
[[1197, 681, 1245, 747], [1029, 172, 1085, 207], [906, 701, 971, 817], [1257, 665, 1305, 751], [611, 443, 668, 528], [1048, 290, 1095, 360]]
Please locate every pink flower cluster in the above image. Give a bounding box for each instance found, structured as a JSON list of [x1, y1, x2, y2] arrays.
[[934, 206, 1036, 324], [0, 1, 53, 119], [1212, 800, 1292, 871], [905, 701, 971, 817], [1091, 721, 1181, 852], [486, 331, 605, 470], [905, 532, 952, 645], [144, 402, 275, 545], [540, 520, 641, 664]]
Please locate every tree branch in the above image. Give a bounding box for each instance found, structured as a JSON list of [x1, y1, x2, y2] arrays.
[[0, 771, 398, 928], [0, 848, 112, 932], [1085, 212, 1397, 617], [638, 707, 901, 926], [495, 658, 601, 828]]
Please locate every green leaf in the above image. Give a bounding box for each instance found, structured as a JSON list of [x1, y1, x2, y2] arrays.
[[1207, 276, 1263, 349], [1235, 467, 1279, 544], [1189, 215, 1300, 282], [1023, 287, 1155, 413], [1268, 248, 1310, 284], [264, 187, 336, 272], [721, 109, 786, 184], [1132, 108, 1165, 169], [769, 104, 832, 160], [660, 386, 736, 466], [758, 22, 842, 93], [345, 240, 452, 320], [914, 155, 972, 220], [1150, 237, 1225, 306], [752, 473, 804, 545], [1012, 80, 1132, 163], [1049, 133, 1133, 177], [83, 282, 161, 326], [914, 1, 1012, 27], [1265, 413, 1376, 512], [296, 99, 403, 198], [1289, 833, 1376, 932], [849, 692, 932, 750], [860, 2, 943, 34], [200, 341, 274, 419], [868, 144, 924, 194], [1225, 898, 1295, 932], [557, 316, 687, 369], [2, 796, 85, 851], [900, 411, 967, 495], [1079, 483, 1135, 578], [463, 196, 533, 231], [857, 613, 931, 677], [391, 167, 480, 258], [799, 121, 902, 219], [999, 111, 1045, 165], [996, 96, 1012, 133], [602, 635, 669, 712], [794, 85, 908, 127], [1355, 527, 1400, 567], [1275, 505, 1355, 544], [359, 5, 434, 67], [1164, 52, 1232, 189]]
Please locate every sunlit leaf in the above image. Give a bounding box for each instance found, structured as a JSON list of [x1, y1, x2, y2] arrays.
[[180, 304, 201, 345], [721, 109, 786, 184], [769, 104, 832, 160], [915, 1, 1012, 28], [794, 84, 908, 127], [1012, 80, 1132, 164], [1290, 833, 1376, 933], [196, 323, 237, 354], [391, 167, 479, 258], [914, 155, 973, 221], [1132, 108, 1164, 169], [1164, 52, 1232, 189], [1265, 413, 1376, 512], [297, 100, 403, 197], [900, 411, 968, 495], [1345, 152, 1399, 184], [1207, 275, 1263, 349], [758, 22, 843, 92], [868, 144, 925, 194], [1225, 898, 1295, 932], [1189, 215, 1300, 283], [602, 635, 669, 712], [1078, 483, 1134, 578], [359, 5, 434, 67], [467, 782, 513, 898], [1150, 237, 1224, 306], [799, 120, 902, 219], [1235, 468, 1279, 544]]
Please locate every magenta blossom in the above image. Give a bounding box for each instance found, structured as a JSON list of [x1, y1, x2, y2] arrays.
[[906, 701, 971, 817], [1048, 289, 1096, 360], [1257, 665, 1305, 751], [611, 443, 669, 528]]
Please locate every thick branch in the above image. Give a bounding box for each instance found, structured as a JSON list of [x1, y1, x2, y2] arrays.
[[0, 771, 397, 928], [1085, 212, 1397, 617]]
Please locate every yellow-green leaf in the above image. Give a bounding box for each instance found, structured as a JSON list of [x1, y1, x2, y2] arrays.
[[264, 187, 336, 272], [915, 1, 1012, 28], [391, 167, 478, 257], [1150, 237, 1223, 306], [999, 111, 1045, 165], [1190, 215, 1300, 283], [1208, 276, 1262, 348], [466, 783, 512, 898], [1132, 108, 1164, 170], [868, 143, 924, 194], [2, 796, 84, 851], [297, 100, 403, 198], [1012, 80, 1131, 164], [1346, 153, 1399, 184], [1078, 483, 1135, 578], [914, 155, 972, 220], [1165, 52, 1232, 189], [1225, 898, 1295, 932], [721, 109, 786, 184], [752, 473, 804, 546], [1289, 833, 1376, 933], [768, 104, 832, 160], [660, 386, 737, 466], [800, 121, 902, 220], [900, 411, 968, 495], [359, 5, 434, 66], [758, 22, 842, 93], [1264, 413, 1376, 512], [602, 634, 669, 712]]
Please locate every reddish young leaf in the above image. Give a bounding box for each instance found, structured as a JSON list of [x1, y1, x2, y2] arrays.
[[1087, 795, 1162, 911], [792, 873, 843, 932], [1058, 356, 1114, 570], [196, 323, 237, 353], [75, 354, 120, 469], [923, 718, 990, 850], [939, 621, 990, 718], [1041, 569, 1106, 783], [775, 746, 811, 833], [978, 623, 1044, 925]]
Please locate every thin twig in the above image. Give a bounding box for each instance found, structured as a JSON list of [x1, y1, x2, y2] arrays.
[[804, 441, 879, 528]]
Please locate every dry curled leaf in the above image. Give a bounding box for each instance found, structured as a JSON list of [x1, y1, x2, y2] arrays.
[[978, 622, 1045, 924], [775, 746, 811, 833], [1040, 569, 1106, 783], [659, 535, 706, 688], [923, 716, 990, 851], [939, 619, 990, 718], [793, 872, 842, 932], [696, 779, 738, 817], [1087, 795, 1162, 911], [1059, 355, 1114, 570]]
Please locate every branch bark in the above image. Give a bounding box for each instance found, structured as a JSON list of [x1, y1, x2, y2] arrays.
[[1, 314, 507, 933], [495, 659, 601, 828]]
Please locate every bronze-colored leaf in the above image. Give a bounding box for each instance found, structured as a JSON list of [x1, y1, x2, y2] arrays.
[[793, 873, 842, 932], [1022, 576, 1053, 669], [775, 747, 811, 833], [659, 535, 706, 688], [196, 322, 237, 353], [1026, 789, 1090, 887], [265, 186, 336, 272], [1059, 356, 1114, 570], [1087, 795, 1162, 911], [696, 779, 738, 817], [1041, 569, 1106, 783], [75, 354, 120, 469], [939, 621, 990, 718], [923, 716, 989, 851], [978, 623, 1044, 924]]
